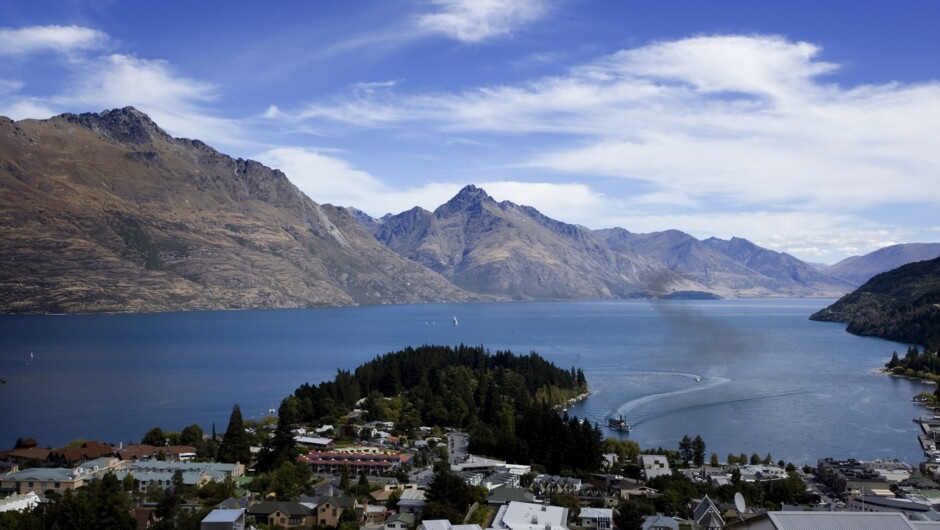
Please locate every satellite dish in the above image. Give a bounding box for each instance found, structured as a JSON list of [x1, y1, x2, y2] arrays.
[[734, 492, 747, 513]]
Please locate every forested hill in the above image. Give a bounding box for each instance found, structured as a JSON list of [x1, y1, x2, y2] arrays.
[[292, 345, 603, 474], [810, 256, 940, 349]]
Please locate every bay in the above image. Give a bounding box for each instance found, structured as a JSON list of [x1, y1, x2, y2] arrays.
[[0, 298, 928, 465]]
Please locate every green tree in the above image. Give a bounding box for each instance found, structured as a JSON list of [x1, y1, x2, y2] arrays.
[[750, 453, 761, 465], [340, 463, 351, 492], [678, 435, 692, 466], [91, 472, 136, 530], [142, 427, 167, 447], [218, 404, 251, 464], [257, 397, 300, 472], [691, 436, 706, 467], [710, 453, 720, 467], [179, 424, 204, 451]]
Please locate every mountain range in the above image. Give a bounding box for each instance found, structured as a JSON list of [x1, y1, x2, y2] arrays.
[[0, 108, 473, 313], [0, 108, 935, 313]]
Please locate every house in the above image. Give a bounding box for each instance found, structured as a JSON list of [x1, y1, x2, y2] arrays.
[[316, 495, 361, 527], [299, 450, 413, 475], [692, 496, 724, 530], [641, 514, 679, 530], [420, 520, 483, 530], [532, 474, 583, 495], [397, 488, 427, 514], [247, 502, 315, 528], [3, 447, 51, 466], [486, 487, 536, 507], [724, 511, 933, 529], [491, 501, 569, 530], [385, 512, 416, 530], [295, 437, 335, 450], [0, 457, 123, 494], [116, 444, 199, 462], [638, 456, 671, 481], [48, 440, 114, 466], [577, 507, 613, 530], [200, 508, 246, 530]]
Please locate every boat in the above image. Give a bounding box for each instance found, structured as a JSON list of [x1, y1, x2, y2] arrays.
[[453, 316, 458, 326], [608, 415, 630, 431]]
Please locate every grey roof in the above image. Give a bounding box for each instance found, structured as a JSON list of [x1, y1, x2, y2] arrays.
[[387, 513, 417, 525], [487, 487, 535, 504], [1, 468, 76, 481], [765, 511, 920, 529], [641, 514, 679, 530], [247, 501, 314, 517], [202, 509, 245, 523], [693, 496, 720, 523], [422, 520, 453, 530]]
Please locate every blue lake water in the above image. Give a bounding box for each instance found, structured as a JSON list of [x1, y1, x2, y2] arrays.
[[0, 299, 929, 465]]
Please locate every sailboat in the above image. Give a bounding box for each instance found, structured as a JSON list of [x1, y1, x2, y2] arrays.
[[453, 316, 458, 326]]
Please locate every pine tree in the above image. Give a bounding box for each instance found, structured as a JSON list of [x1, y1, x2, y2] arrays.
[[218, 404, 251, 464], [692, 436, 706, 467]]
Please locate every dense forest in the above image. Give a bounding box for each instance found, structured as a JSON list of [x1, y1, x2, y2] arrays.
[[291, 344, 601, 474], [810, 255, 940, 349]]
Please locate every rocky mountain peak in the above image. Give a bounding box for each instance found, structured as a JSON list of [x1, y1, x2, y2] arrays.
[[440, 184, 493, 212], [64, 106, 168, 145]]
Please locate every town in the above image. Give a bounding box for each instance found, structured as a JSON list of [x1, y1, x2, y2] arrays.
[[3, 404, 940, 530]]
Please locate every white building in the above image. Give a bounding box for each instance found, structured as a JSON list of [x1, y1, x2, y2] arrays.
[[638, 455, 671, 480], [491, 501, 569, 530]]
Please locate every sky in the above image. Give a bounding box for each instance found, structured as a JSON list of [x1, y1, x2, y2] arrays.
[[1, 1, 938, 264]]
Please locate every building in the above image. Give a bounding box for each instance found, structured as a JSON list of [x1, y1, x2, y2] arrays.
[[724, 511, 937, 529], [641, 514, 679, 530], [385, 512, 416, 530], [248, 502, 316, 528], [397, 488, 427, 514], [578, 507, 612, 530], [491, 501, 570, 530], [848, 494, 940, 520], [0, 491, 40, 513], [639, 455, 671, 480], [316, 496, 361, 527], [816, 458, 892, 497], [299, 450, 413, 475], [420, 520, 483, 530], [201, 508, 246, 530], [692, 496, 724, 530], [0, 457, 123, 494], [114, 460, 243, 493]]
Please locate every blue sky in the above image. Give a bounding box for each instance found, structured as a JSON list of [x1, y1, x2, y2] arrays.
[[2, 1, 938, 263]]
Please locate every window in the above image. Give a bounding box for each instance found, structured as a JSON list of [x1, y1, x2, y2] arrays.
[[54, 482, 61, 489]]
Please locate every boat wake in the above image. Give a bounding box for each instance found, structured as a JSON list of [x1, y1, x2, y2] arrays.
[[627, 388, 811, 427]]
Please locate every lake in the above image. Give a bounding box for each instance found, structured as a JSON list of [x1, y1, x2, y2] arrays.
[[0, 298, 929, 465]]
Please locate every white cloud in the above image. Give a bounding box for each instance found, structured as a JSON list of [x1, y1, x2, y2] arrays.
[[477, 181, 608, 225], [254, 147, 391, 208], [282, 34, 940, 213], [3, 52, 247, 148], [416, 0, 547, 43], [0, 25, 108, 56]]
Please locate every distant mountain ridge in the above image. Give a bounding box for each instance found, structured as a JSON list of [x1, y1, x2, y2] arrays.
[[0, 108, 473, 313], [824, 243, 940, 285], [367, 185, 857, 299], [810, 256, 940, 349]]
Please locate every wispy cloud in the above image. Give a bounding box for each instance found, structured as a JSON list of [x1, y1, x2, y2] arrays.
[[415, 0, 548, 43], [277, 34, 940, 213], [0, 25, 108, 56]]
